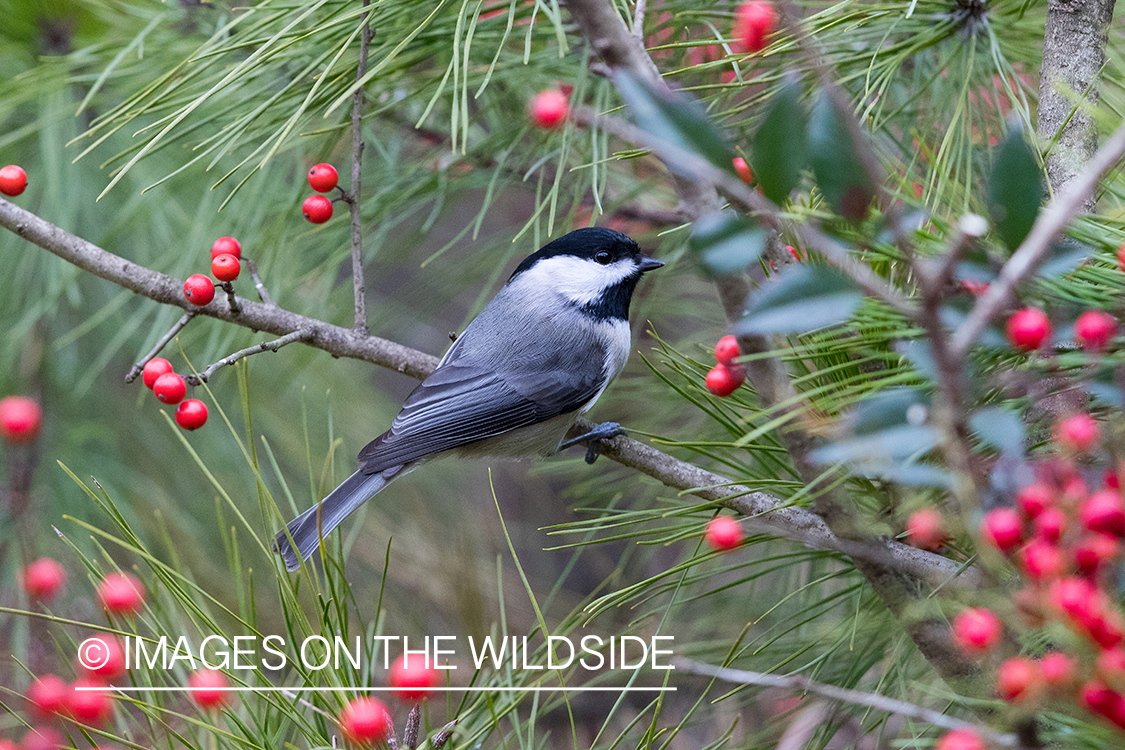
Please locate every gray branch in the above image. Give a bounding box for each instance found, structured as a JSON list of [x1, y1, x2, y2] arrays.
[[346, 0, 373, 335], [185, 329, 315, 386], [123, 311, 196, 383], [0, 195, 977, 594]]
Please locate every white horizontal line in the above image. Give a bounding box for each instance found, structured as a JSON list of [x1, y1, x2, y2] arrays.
[[80, 686, 675, 693]]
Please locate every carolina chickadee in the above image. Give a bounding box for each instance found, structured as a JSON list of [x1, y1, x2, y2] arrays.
[[275, 227, 663, 570]]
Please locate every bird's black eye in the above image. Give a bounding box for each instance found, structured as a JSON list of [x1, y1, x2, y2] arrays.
[[594, 250, 613, 265]]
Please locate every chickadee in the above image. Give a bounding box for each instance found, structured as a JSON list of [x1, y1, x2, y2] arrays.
[[275, 227, 663, 570]]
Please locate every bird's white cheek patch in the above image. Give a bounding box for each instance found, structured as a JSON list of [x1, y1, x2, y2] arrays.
[[518, 256, 636, 306]]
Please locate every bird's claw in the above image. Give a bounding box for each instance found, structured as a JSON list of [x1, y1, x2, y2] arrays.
[[559, 422, 627, 464]]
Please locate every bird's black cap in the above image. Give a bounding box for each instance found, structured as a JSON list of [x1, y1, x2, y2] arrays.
[[509, 227, 644, 281]]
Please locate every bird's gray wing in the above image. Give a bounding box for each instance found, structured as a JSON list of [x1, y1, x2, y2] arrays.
[[357, 359, 604, 474]]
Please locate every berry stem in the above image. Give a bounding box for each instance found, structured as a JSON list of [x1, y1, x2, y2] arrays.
[[124, 311, 196, 383], [185, 328, 315, 387], [241, 256, 273, 305], [220, 280, 241, 315]]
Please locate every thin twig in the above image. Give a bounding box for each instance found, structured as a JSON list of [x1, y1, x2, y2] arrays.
[[220, 280, 241, 315], [185, 329, 315, 386], [632, 0, 646, 38], [950, 118, 1125, 356], [674, 658, 1017, 748], [242, 257, 273, 305], [344, 0, 373, 335], [279, 688, 335, 719], [124, 311, 196, 383]]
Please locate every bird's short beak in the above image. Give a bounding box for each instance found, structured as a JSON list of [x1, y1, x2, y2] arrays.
[[639, 257, 665, 273]]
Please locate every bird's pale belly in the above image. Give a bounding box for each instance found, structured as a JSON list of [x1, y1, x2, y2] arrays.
[[453, 412, 581, 460]]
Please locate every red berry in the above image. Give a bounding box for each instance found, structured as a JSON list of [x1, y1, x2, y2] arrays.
[[22, 557, 66, 601], [210, 236, 241, 260], [153, 372, 187, 405], [1075, 533, 1121, 576], [1075, 309, 1117, 350], [0, 740, 19, 750], [175, 399, 208, 431], [388, 653, 442, 701], [787, 245, 802, 262], [1090, 612, 1125, 650], [1017, 483, 1054, 519], [183, 274, 215, 306], [952, 607, 1002, 654], [26, 675, 69, 718], [69, 678, 112, 724], [302, 194, 334, 224], [961, 279, 990, 295], [1118, 243, 1125, 274], [0, 395, 42, 444], [188, 669, 230, 708], [528, 89, 569, 129], [1006, 307, 1051, 351], [905, 507, 946, 551], [1055, 413, 1100, 452], [141, 358, 174, 389], [705, 516, 744, 551], [0, 164, 28, 196], [338, 696, 391, 746], [1039, 652, 1077, 690], [997, 656, 1040, 703], [97, 571, 146, 615], [1050, 576, 1101, 623], [732, 157, 752, 184], [1081, 490, 1125, 537], [714, 335, 741, 366], [211, 253, 240, 282], [77, 634, 127, 680], [21, 727, 63, 750], [705, 364, 745, 397], [732, 1, 778, 53], [1100, 648, 1125, 688], [980, 507, 1023, 554], [308, 163, 339, 193], [1033, 507, 1067, 543], [934, 728, 985, 750], [1020, 539, 1064, 581]]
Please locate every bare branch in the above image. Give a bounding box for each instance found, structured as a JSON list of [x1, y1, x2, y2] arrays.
[[344, 0, 373, 334], [950, 118, 1125, 356], [219, 280, 242, 316], [124, 311, 196, 383], [674, 658, 1017, 748], [185, 328, 315, 386], [242, 256, 273, 305], [0, 196, 975, 594]]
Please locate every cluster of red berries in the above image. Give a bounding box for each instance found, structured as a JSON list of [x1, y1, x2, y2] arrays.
[[733, 1, 778, 53], [0, 164, 28, 197], [705, 335, 746, 397], [19, 568, 148, 736], [336, 654, 442, 746], [140, 357, 208, 430], [181, 235, 244, 309], [302, 163, 339, 224], [0, 395, 42, 444], [1006, 305, 1118, 352]]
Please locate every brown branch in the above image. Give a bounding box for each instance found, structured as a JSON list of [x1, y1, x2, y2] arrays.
[[674, 658, 1018, 748], [0, 196, 977, 594], [184, 328, 315, 387], [123, 311, 196, 383], [344, 0, 373, 335], [565, 0, 978, 685], [949, 118, 1125, 356]]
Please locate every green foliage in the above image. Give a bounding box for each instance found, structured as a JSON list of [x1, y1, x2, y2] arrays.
[[987, 121, 1045, 250]]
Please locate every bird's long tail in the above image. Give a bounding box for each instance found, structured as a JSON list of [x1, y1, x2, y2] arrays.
[[274, 467, 403, 571]]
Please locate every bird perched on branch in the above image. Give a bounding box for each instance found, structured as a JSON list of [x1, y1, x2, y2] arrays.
[[274, 227, 664, 571]]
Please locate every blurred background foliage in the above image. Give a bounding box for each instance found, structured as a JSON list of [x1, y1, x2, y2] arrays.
[[0, 0, 1124, 748]]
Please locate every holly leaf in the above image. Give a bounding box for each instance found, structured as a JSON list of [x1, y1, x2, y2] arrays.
[[986, 121, 1044, 250], [807, 92, 875, 220], [613, 69, 735, 178], [689, 211, 767, 275], [751, 74, 807, 204], [738, 264, 862, 334]]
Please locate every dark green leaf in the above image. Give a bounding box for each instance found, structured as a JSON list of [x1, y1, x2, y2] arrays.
[[986, 121, 1044, 250], [737, 264, 862, 334], [896, 340, 938, 385], [1087, 383, 1124, 409], [1039, 238, 1092, 278], [751, 75, 807, 204], [970, 408, 1026, 454], [852, 388, 930, 435], [810, 424, 939, 464], [807, 93, 874, 220], [613, 69, 734, 178], [689, 210, 767, 275], [940, 303, 1007, 348]]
